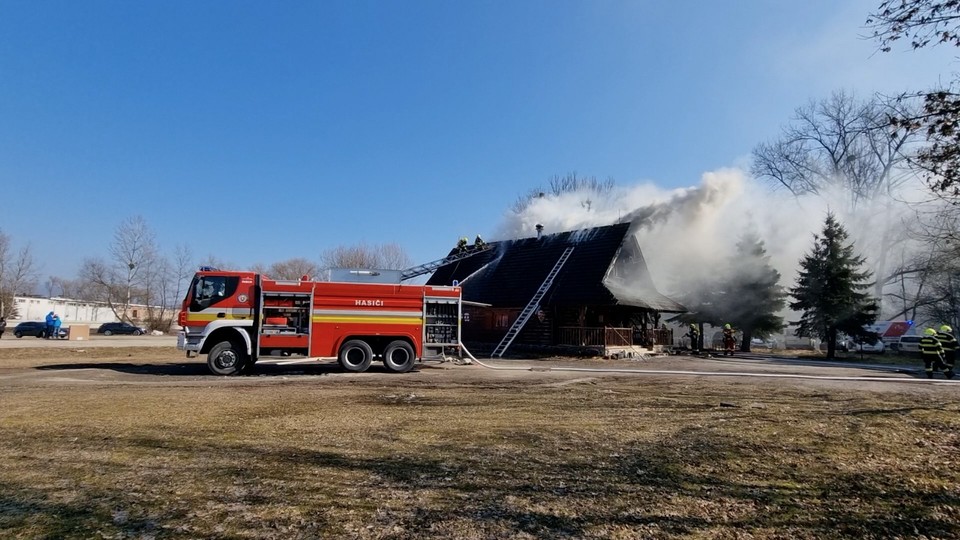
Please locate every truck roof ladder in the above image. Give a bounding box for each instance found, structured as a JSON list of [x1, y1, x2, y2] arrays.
[[400, 244, 494, 281], [491, 246, 575, 358]]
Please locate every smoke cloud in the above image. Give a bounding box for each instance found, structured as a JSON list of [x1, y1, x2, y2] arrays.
[[494, 168, 918, 304]]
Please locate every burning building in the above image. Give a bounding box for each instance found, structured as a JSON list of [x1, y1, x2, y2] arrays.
[[427, 223, 686, 356]]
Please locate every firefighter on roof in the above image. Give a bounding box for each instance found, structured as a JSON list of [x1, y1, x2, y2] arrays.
[[936, 324, 957, 379], [456, 237, 468, 253], [722, 324, 736, 356], [474, 235, 486, 249], [920, 328, 948, 379]]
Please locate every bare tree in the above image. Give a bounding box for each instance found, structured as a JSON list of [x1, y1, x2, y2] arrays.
[[377, 244, 412, 270], [259, 258, 320, 280], [752, 91, 921, 312], [882, 200, 960, 325], [46, 276, 91, 300], [512, 173, 616, 214], [752, 91, 916, 205], [868, 0, 960, 52], [141, 256, 175, 331], [77, 216, 161, 324], [867, 1, 960, 200], [249, 262, 269, 275], [319, 243, 412, 273], [44, 277, 61, 297], [0, 230, 39, 318], [170, 244, 195, 307], [198, 255, 235, 270]]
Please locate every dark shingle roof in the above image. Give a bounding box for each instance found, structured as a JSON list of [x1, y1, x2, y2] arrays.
[[427, 223, 685, 312]]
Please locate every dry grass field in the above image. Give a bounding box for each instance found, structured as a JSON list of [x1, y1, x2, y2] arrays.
[[1, 346, 959, 539]]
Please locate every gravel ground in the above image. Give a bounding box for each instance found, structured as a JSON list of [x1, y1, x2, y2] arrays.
[[0, 334, 175, 348], [0, 340, 955, 395]]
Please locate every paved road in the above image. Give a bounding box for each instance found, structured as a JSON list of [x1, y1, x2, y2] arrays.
[[0, 334, 176, 348]]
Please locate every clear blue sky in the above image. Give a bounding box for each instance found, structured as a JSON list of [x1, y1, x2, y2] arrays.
[[0, 0, 953, 279]]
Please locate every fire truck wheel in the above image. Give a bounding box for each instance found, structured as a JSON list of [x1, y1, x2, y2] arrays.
[[338, 339, 373, 372], [207, 340, 247, 376], [383, 340, 416, 373]]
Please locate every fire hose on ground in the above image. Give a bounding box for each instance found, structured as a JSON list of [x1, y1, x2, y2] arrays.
[[455, 344, 960, 385]]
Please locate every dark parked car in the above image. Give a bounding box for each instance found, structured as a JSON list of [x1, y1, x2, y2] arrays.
[[14, 321, 67, 339], [97, 322, 146, 336]]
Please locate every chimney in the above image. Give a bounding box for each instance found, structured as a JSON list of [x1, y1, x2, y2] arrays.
[[535, 224, 544, 239]]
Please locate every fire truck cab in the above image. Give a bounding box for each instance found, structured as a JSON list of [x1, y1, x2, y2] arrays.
[[177, 267, 462, 375]]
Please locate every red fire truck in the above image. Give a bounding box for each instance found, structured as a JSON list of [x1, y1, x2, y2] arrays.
[[177, 267, 462, 375]]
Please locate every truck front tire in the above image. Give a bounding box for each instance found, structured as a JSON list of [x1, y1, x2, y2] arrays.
[[383, 340, 416, 373], [207, 340, 248, 376], [338, 340, 373, 372]]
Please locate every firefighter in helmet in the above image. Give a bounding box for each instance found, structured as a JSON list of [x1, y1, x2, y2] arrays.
[[722, 323, 736, 356], [456, 237, 468, 253], [687, 323, 700, 353], [936, 324, 957, 379], [920, 327, 947, 379], [474, 235, 486, 249]]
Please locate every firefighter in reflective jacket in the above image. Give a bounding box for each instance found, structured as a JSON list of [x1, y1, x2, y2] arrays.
[[936, 325, 957, 379], [687, 323, 700, 353], [722, 324, 736, 356], [456, 237, 468, 253], [920, 328, 947, 379]]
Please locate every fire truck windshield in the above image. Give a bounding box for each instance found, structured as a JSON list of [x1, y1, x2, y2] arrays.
[[190, 275, 239, 310]]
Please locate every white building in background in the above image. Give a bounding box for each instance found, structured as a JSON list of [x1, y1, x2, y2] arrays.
[[11, 296, 160, 326]]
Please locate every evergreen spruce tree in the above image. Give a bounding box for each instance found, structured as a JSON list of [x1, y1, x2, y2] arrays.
[[790, 213, 878, 359], [719, 233, 787, 352], [670, 275, 721, 351], [672, 233, 786, 352]]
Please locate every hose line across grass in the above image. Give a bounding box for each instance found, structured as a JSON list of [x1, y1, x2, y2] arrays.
[[457, 344, 960, 385]]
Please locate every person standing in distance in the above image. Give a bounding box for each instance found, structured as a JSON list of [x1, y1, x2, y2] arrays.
[[52, 314, 62, 340], [44, 311, 55, 339]]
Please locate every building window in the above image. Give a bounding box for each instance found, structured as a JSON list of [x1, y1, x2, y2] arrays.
[[132, 309, 139, 318], [495, 314, 509, 328]]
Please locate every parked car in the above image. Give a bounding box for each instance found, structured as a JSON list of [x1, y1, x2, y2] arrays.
[[96, 322, 146, 336], [845, 336, 885, 353], [13, 321, 67, 339], [892, 335, 922, 354], [750, 337, 777, 348]]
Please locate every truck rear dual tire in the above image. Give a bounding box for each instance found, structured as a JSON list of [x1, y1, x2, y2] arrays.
[[207, 340, 249, 376], [337, 339, 417, 373], [338, 340, 374, 372], [383, 340, 416, 373]]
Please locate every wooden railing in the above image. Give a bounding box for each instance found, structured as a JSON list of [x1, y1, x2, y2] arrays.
[[644, 328, 674, 346], [558, 327, 673, 348], [558, 327, 633, 347]]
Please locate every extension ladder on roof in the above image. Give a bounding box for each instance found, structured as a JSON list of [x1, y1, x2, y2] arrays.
[[491, 246, 575, 358], [400, 244, 493, 281]]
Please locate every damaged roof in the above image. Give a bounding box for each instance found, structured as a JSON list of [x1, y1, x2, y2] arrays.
[[427, 223, 686, 312]]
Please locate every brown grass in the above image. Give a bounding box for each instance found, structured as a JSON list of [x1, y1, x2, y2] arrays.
[[0, 348, 958, 538]]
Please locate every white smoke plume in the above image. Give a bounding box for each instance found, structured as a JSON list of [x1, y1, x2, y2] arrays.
[[494, 168, 918, 303]]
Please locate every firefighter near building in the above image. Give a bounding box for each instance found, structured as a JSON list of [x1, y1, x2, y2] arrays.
[[177, 267, 463, 375]]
